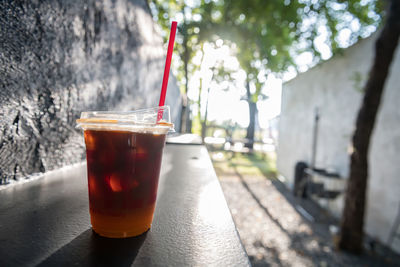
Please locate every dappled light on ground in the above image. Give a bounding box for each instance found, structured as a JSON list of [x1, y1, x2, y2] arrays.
[[210, 151, 400, 266]]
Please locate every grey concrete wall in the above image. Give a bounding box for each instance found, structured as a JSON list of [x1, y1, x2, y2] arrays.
[[0, 0, 181, 183], [277, 32, 400, 252]]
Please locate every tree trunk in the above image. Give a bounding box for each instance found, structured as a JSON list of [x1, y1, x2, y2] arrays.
[[197, 76, 203, 140], [245, 101, 256, 149], [196, 43, 205, 140], [201, 86, 211, 143], [338, 0, 400, 253], [179, 26, 191, 133], [180, 98, 188, 133], [201, 115, 207, 143], [245, 79, 256, 149], [185, 106, 192, 133]]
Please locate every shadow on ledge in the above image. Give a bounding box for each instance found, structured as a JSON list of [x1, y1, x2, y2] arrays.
[[38, 229, 147, 266]]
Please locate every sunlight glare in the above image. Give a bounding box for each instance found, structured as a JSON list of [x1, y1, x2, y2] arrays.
[[191, 41, 284, 129], [314, 25, 332, 60], [295, 52, 313, 72], [258, 74, 282, 127]]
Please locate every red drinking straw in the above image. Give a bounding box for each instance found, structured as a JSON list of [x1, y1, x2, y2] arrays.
[[157, 21, 178, 121]]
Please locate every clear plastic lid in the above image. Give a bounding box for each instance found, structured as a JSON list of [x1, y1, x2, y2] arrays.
[[76, 106, 174, 134]]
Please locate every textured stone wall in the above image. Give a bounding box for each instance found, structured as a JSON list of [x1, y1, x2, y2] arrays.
[[277, 32, 400, 252], [0, 0, 181, 183]]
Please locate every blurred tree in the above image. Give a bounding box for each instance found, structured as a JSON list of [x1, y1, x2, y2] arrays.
[[149, 0, 393, 254], [338, 0, 399, 253], [214, 0, 383, 148], [149, 0, 383, 142], [217, 0, 389, 253], [148, 0, 220, 133], [148, 0, 202, 133], [200, 54, 236, 142]]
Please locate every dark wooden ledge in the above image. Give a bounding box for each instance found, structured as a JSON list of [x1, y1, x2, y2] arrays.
[[0, 144, 249, 266]]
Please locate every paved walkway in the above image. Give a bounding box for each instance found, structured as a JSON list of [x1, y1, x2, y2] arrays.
[[213, 154, 400, 266]]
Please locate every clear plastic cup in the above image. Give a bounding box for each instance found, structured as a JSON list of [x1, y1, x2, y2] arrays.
[[76, 106, 173, 238]]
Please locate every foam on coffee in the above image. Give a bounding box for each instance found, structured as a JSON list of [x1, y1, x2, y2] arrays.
[[76, 118, 173, 135]]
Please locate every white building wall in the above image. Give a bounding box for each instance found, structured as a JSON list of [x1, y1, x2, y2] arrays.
[[277, 32, 400, 252]]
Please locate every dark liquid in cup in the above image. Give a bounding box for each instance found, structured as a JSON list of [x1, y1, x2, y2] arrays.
[[84, 129, 166, 237]]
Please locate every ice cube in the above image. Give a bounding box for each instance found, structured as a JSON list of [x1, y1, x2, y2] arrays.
[[84, 131, 96, 150], [107, 174, 123, 192]]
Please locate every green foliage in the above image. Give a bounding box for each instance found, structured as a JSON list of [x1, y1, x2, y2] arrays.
[[217, 0, 383, 81], [299, 0, 383, 56], [149, 0, 383, 135], [350, 71, 365, 93], [220, 0, 302, 74], [148, 0, 207, 95], [149, 0, 383, 84]]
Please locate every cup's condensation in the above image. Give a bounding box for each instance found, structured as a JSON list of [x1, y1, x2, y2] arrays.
[[84, 129, 166, 238]]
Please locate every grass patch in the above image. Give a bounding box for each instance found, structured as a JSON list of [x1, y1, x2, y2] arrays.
[[209, 150, 277, 179]]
